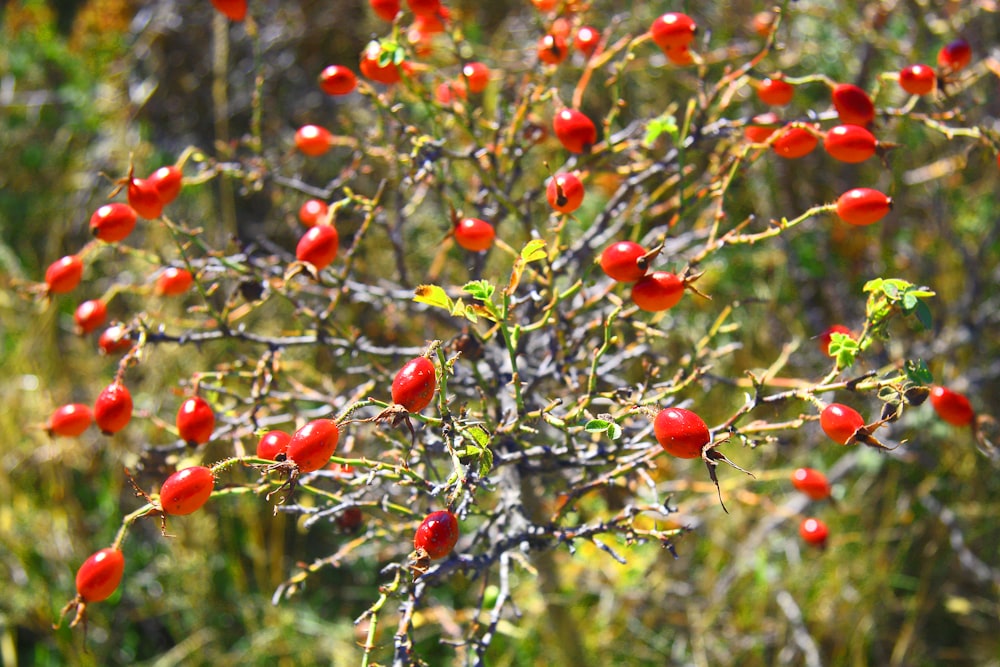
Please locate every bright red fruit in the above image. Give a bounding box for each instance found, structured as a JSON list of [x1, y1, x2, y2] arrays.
[[319, 65, 358, 96], [406, 0, 440, 17], [823, 124, 877, 163], [336, 507, 364, 532], [128, 176, 164, 219], [76, 548, 125, 602], [210, 0, 247, 20], [546, 172, 585, 213], [899, 64, 935, 95], [295, 125, 333, 157], [90, 203, 138, 243], [94, 382, 133, 435], [48, 403, 93, 437], [155, 267, 194, 296], [600, 241, 647, 282], [414, 510, 459, 559], [653, 407, 710, 459], [256, 430, 292, 460], [820, 403, 865, 445], [454, 217, 495, 251], [296, 224, 340, 269], [756, 76, 794, 106], [435, 81, 466, 105], [537, 33, 568, 65], [298, 199, 329, 227], [149, 166, 183, 204], [176, 396, 215, 445], [553, 108, 597, 154], [392, 357, 437, 412], [744, 112, 781, 143], [799, 517, 829, 547], [650, 12, 697, 52], [74, 299, 107, 334], [360, 42, 404, 85], [771, 124, 819, 159], [792, 467, 831, 500], [159, 466, 215, 515], [531, 0, 558, 10], [631, 271, 684, 312], [287, 419, 340, 473], [45, 255, 84, 294], [98, 324, 133, 355], [831, 83, 875, 126], [835, 188, 892, 226], [938, 38, 972, 72], [370, 0, 400, 21], [929, 385, 975, 426], [574, 26, 599, 56], [461, 62, 490, 93], [665, 45, 694, 66]]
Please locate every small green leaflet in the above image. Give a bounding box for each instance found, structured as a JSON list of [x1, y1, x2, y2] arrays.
[[584, 418, 623, 440], [644, 113, 678, 148]]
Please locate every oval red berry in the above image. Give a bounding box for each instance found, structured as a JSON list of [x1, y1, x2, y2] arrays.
[[159, 466, 215, 515], [823, 125, 877, 164], [296, 224, 340, 269], [650, 12, 697, 52], [820, 403, 864, 445], [392, 357, 437, 413], [295, 125, 333, 157], [414, 510, 459, 559], [76, 548, 125, 603], [546, 173, 585, 214], [600, 241, 647, 283], [454, 217, 495, 252], [90, 203, 138, 243], [653, 407, 709, 459], [792, 467, 831, 500], [45, 255, 84, 295], [94, 382, 133, 435], [287, 419, 340, 473], [176, 396, 215, 445], [257, 430, 292, 461], [899, 64, 935, 96], [155, 267, 194, 296], [75, 299, 107, 334], [831, 83, 875, 126], [929, 385, 975, 426], [48, 403, 94, 437], [552, 108, 597, 154], [631, 271, 684, 312], [799, 517, 829, 547], [319, 65, 358, 96], [835, 188, 892, 226]]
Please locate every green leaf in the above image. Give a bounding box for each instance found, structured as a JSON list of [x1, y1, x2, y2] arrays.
[[464, 423, 491, 449], [882, 281, 901, 299], [914, 300, 933, 330], [607, 422, 623, 440], [520, 239, 547, 263], [585, 419, 611, 433], [644, 114, 678, 148], [478, 446, 494, 478], [464, 280, 495, 303], [413, 284, 452, 310], [863, 278, 884, 294], [904, 359, 934, 385]]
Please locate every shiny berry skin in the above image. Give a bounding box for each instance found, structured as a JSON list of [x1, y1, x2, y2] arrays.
[[553, 108, 597, 154], [831, 83, 875, 126], [45, 255, 84, 294], [98, 325, 133, 355], [537, 33, 568, 65], [771, 124, 819, 159], [600, 241, 647, 283], [899, 64, 935, 96], [799, 517, 829, 547], [631, 271, 684, 312], [392, 357, 437, 413], [461, 62, 490, 93], [360, 42, 403, 85], [256, 430, 292, 460], [574, 26, 599, 56], [76, 548, 125, 603], [90, 203, 138, 243], [298, 199, 329, 227], [210, 0, 247, 20], [650, 12, 697, 52], [792, 467, 831, 500], [287, 419, 340, 473], [665, 45, 694, 66], [74, 299, 107, 334], [155, 267, 194, 296], [319, 65, 358, 96], [414, 510, 459, 559], [149, 165, 183, 205], [176, 396, 215, 445], [756, 76, 794, 106], [823, 124, 877, 163], [369, 0, 400, 21], [929, 385, 975, 426], [159, 466, 215, 515], [295, 125, 333, 157], [938, 38, 972, 72], [818, 324, 852, 354], [820, 403, 865, 445], [546, 172, 585, 213], [744, 112, 780, 143], [128, 176, 164, 219], [48, 403, 93, 437], [835, 188, 892, 227], [296, 224, 340, 269], [653, 407, 710, 459], [454, 217, 495, 252], [94, 382, 133, 435]]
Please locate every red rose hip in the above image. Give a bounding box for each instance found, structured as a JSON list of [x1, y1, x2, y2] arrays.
[[176, 396, 215, 445], [414, 510, 459, 559], [392, 357, 437, 413], [820, 403, 865, 445], [76, 548, 125, 603], [653, 407, 710, 459], [159, 466, 215, 515], [287, 419, 340, 473]]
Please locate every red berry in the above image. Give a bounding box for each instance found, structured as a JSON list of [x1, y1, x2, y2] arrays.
[[75, 548, 125, 603], [48, 403, 94, 437], [336, 507, 364, 532], [295, 125, 333, 157], [45, 255, 84, 294], [256, 430, 292, 460], [128, 176, 164, 219], [799, 517, 829, 547], [653, 407, 710, 459], [298, 199, 329, 227], [531, 0, 558, 10], [744, 112, 781, 143], [360, 42, 404, 85], [938, 38, 972, 72], [792, 467, 831, 500], [818, 324, 852, 354], [159, 466, 215, 515], [296, 224, 340, 269], [319, 65, 358, 96], [600, 241, 647, 283], [392, 357, 437, 413], [435, 81, 466, 105], [149, 165, 183, 205], [461, 62, 490, 93], [552, 108, 597, 154], [771, 124, 819, 159], [155, 267, 194, 296], [823, 124, 877, 163], [210, 0, 247, 20], [546, 172, 585, 214], [454, 217, 495, 252], [176, 396, 215, 445], [664, 45, 694, 66], [90, 203, 138, 243], [756, 76, 794, 106], [287, 419, 340, 473], [831, 83, 875, 126], [414, 510, 459, 559], [98, 325, 133, 355], [537, 33, 568, 65], [929, 385, 975, 426], [574, 26, 599, 56], [370, 0, 400, 21], [94, 382, 133, 435], [820, 403, 865, 445], [406, 0, 440, 17], [835, 188, 892, 227], [650, 12, 697, 52], [631, 271, 684, 312], [74, 299, 107, 334], [899, 64, 935, 96]]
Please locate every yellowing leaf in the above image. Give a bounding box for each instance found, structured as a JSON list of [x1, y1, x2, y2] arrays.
[[414, 284, 452, 310]]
